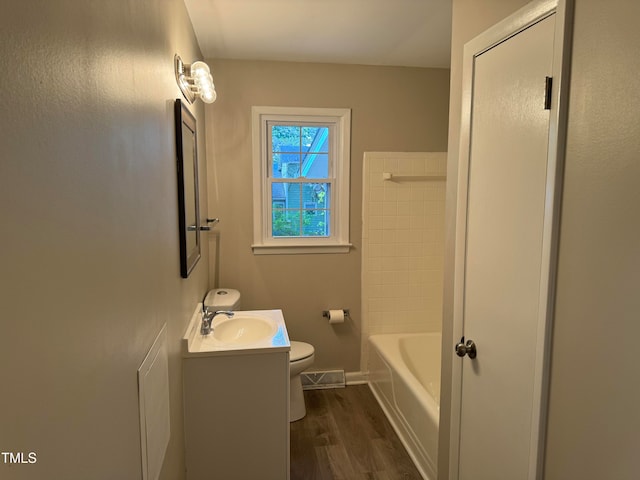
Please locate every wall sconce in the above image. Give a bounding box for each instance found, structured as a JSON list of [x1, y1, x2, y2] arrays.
[[174, 54, 217, 104]]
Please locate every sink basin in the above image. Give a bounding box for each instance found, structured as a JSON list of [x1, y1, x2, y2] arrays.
[[182, 307, 290, 356], [211, 315, 277, 346]]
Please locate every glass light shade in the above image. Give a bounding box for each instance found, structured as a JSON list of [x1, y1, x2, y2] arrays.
[[193, 73, 208, 88], [190, 61, 210, 80], [175, 56, 217, 104], [200, 86, 217, 104]]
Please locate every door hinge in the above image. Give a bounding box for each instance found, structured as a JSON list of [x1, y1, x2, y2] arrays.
[[544, 76, 553, 110]]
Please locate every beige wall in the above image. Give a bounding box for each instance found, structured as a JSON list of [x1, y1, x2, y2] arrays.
[[0, 2, 208, 479], [442, 1, 640, 479], [205, 59, 449, 372], [544, 1, 640, 478]]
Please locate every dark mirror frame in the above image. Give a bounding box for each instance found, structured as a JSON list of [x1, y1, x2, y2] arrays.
[[174, 99, 201, 278]]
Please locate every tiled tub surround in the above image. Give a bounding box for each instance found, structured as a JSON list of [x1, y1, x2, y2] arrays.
[[361, 152, 446, 369]]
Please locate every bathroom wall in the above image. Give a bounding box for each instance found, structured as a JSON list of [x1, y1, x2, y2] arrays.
[[204, 59, 449, 373], [361, 152, 446, 366], [440, 1, 640, 479], [543, 1, 640, 478], [0, 2, 208, 479]]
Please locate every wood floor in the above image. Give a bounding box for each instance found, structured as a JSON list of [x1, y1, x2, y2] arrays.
[[290, 384, 423, 480]]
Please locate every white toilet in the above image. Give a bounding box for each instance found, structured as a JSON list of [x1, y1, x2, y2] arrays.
[[203, 288, 242, 312], [203, 288, 315, 423], [289, 340, 315, 422]]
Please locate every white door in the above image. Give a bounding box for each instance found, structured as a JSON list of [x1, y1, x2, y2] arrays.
[[452, 2, 571, 478]]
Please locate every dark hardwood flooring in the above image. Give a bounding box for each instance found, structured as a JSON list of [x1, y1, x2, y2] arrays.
[[290, 384, 423, 480]]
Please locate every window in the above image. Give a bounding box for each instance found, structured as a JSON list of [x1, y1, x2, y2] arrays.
[[252, 106, 351, 254]]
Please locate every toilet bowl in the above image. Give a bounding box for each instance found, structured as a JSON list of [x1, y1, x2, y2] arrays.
[[203, 288, 316, 422], [289, 341, 315, 422]]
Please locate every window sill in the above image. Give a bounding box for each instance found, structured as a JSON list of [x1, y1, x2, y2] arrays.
[[251, 243, 353, 255]]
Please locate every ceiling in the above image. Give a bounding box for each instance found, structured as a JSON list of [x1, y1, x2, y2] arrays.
[[183, 0, 452, 68]]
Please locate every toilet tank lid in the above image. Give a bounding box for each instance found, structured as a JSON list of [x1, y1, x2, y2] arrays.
[[204, 288, 240, 309]]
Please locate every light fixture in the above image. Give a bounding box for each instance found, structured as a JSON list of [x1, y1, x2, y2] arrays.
[[174, 55, 217, 104]]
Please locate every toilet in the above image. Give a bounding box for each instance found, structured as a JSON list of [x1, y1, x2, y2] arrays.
[[203, 288, 315, 422], [289, 340, 315, 422], [203, 288, 241, 313]]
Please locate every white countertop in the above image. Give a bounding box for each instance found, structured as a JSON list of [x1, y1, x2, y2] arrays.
[[182, 304, 291, 358]]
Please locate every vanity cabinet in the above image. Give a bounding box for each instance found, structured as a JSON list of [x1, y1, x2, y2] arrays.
[[181, 307, 291, 480], [183, 350, 290, 480]]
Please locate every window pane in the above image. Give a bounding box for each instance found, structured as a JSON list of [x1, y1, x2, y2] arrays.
[[272, 153, 301, 178], [301, 127, 329, 153], [271, 182, 331, 238], [272, 209, 301, 237], [271, 182, 287, 207], [278, 153, 300, 163], [302, 182, 330, 237], [282, 161, 301, 179], [303, 183, 330, 209], [302, 154, 328, 178], [303, 209, 330, 237], [271, 183, 303, 210], [271, 125, 300, 150]]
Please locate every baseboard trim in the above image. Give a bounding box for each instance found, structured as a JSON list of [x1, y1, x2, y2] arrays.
[[345, 371, 369, 385]]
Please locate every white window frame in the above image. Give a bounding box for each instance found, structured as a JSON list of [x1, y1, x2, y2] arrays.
[[251, 106, 351, 254]]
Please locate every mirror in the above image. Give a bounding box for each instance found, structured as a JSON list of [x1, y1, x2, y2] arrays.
[[175, 99, 201, 278]]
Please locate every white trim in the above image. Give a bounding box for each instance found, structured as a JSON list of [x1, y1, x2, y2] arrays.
[[251, 243, 352, 255], [449, 1, 573, 479], [251, 106, 351, 254], [530, 1, 574, 476], [345, 370, 369, 385], [138, 324, 170, 480]]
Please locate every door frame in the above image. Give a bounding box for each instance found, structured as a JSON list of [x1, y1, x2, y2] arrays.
[[449, 1, 574, 478]]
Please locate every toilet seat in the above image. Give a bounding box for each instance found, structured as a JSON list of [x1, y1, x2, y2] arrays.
[[290, 341, 314, 362]]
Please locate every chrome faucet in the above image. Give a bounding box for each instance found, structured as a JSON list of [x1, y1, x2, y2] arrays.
[[201, 309, 234, 336]]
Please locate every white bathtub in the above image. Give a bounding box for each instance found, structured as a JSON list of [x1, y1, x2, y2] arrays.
[[368, 333, 441, 480]]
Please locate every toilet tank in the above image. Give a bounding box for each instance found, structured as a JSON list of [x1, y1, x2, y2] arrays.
[[203, 288, 241, 311]]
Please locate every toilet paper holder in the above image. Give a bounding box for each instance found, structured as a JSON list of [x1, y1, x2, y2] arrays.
[[322, 309, 350, 319]]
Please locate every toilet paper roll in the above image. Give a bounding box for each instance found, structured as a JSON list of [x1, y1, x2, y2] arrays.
[[327, 309, 345, 324]]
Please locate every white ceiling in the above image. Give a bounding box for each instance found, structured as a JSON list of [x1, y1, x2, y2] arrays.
[[183, 0, 452, 68]]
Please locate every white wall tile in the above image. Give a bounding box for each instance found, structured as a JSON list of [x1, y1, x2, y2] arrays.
[[361, 152, 446, 368]]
